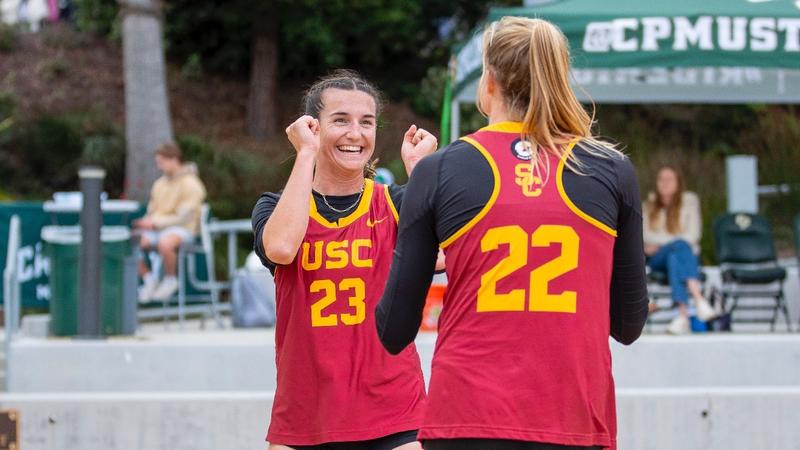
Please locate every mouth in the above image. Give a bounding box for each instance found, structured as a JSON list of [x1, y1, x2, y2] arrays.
[[337, 145, 363, 154]]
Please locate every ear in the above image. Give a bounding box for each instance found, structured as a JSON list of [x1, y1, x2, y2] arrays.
[[484, 68, 497, 95]]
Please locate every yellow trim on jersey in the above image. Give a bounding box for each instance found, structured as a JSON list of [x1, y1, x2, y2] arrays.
[[309, 179, 375, 228], [479, 121, 523, 133], [556, 141, 618, 237], [440, 136, 501, 249], [384, 184, 400, 222]]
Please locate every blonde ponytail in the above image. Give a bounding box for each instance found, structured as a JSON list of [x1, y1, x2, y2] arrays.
[[481, 17, 622, 171]]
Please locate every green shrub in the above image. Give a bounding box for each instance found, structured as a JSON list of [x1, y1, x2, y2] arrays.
[[73, 0, 118, 36], [0, 111, 123, 199], [411, 65, 448, 119], [82, 133, 126, 198], [0, 23, 18, 52], [177, 134, 291, 220], [181, 53, 204, 81]]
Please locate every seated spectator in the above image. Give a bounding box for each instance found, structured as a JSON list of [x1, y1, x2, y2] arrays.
[[134, 142, 206, 302], [644, 165, 715, 334]]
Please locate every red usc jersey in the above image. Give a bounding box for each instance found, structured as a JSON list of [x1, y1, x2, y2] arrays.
[[268, 179, 426, 446], [419, 122, 618, 448]]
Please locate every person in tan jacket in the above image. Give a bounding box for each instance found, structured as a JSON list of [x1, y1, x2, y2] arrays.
[[643, 165, 715, 334], [134, 142, 207, 302]]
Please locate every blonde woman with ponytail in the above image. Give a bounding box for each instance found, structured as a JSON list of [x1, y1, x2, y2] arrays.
[[377, 17, 648, 450], [252, 70, 437, 450]]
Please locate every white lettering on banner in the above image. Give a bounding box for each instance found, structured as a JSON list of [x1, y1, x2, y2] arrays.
[[719, 67, 745, 85], [672, 68, 699, 85], [778, 18, 800, 51], [718, 17, 748, 50], [612, 18, 638, 51], [641, 17, 671, 51], [582, 16, 800, 53], [17, 245, 34, 282], [16, 242, 50, 283], [34, 242, 48, 278], [583, 21, 614, 52], [571, 67, 764, 87], [649, 68, 670, 85], [36, 283, 50, 301], [751, 18, 778, 51], [673, 16, 714, 50], [572, 69, 593, 85]]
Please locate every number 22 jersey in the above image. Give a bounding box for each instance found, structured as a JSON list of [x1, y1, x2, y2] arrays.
[[420, 123, 618, 449], [267, 179, 427, 445]]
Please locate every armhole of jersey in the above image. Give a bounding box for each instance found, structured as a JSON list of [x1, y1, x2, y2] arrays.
[[440, 136, 501, 249], [556, 141, 618, 238], [384, 184, 399, 223]]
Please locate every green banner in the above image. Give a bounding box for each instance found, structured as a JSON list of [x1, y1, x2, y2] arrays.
[[0, 202, 145, 309], [0, 203, 54, 309], [490, 2, 800, 69], [455, 1, 800, 99]]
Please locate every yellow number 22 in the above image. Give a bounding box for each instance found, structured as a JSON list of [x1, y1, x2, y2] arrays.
[[310, 278, 366, 327], [478, 225, 579, 314]]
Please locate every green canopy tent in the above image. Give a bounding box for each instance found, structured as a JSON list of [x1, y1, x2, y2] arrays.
[[444, 0, 800, 142]]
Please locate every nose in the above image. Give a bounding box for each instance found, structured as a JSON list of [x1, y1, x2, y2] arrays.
[[345, 122, 361, 139]]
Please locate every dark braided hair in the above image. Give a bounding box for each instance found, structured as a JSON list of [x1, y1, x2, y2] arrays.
[[302, 70, 383, 179]]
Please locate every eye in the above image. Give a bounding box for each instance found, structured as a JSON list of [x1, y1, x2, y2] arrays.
[[361, 120, 375, 127]]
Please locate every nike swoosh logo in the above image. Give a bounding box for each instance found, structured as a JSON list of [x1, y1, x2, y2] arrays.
[[367, 217, 387, 227]]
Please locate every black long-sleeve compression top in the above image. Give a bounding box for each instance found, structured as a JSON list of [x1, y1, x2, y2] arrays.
[[373, 139, 648, 354]]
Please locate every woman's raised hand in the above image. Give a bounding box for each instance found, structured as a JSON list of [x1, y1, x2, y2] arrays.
[[286, 115, 320, 155]]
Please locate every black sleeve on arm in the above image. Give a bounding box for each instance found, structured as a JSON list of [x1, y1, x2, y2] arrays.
[[251, 192, 281, 275], [376, 155, 441, 355], [387, 183, 405, 212], [609, 158, 649, 345]]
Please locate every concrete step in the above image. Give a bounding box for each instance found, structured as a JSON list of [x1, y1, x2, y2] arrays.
[[0, 388, 798, 450], [6, 333, 800, 392]]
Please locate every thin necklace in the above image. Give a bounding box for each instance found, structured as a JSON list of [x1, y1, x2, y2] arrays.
[[319, 184, 364, 214]]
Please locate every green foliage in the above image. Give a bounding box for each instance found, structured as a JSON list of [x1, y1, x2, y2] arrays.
[[177, 134, 291, 220], [0, 115, 83, 197], [82, 134, 127, 197], [0, 110, 126, 199], [162, 1, 504, 99], [73, 0, 118, 36], [0, 23, 18, 52], [412, 66, 449, 119], [0, 91, 14, 120], [180, 53, 204, 80]]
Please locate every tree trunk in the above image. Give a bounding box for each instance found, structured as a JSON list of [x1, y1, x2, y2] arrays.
[[119, 0, 173, 203], [246, 10, 279, 140]]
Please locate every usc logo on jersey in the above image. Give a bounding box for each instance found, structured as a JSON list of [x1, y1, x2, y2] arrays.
[[301, 239, 373, 271], [514, 163, 543, 198]]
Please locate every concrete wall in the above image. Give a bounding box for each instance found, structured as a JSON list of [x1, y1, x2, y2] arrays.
[[0, 392, 273, 450], [2, 388, 799, 450], [616, 387, 800, 450], [9, 334, 800, 392], [5, 326, 800, 449]]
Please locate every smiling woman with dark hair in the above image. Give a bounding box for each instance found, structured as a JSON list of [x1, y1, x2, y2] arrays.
[[251, 70, 437, 450]]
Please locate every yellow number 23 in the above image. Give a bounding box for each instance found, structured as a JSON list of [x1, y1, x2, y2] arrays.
[[478, 224, 579, 313], [310, 278, 366, 327]]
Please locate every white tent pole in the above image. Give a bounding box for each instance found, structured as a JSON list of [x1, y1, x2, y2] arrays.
[[450, 99, 460, 143]]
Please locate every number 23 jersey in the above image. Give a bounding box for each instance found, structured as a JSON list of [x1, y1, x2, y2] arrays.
[[268, 179, 426, 445], [421, 126, 618, 448]]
